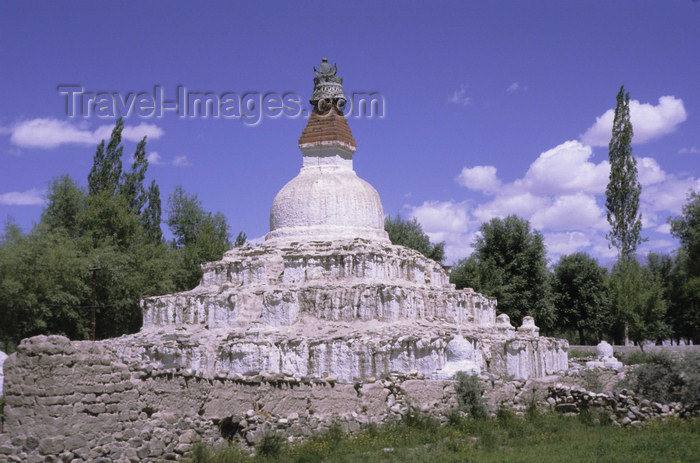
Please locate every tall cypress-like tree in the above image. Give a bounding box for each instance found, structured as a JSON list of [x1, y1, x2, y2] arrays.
[[142, 179, 163, 245], [119, 136, 149, 215], [605, 86, 658, 346], [605, 86, 643, 262], [88, 118, 124, 196]]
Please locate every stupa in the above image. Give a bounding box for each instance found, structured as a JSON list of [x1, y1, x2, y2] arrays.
[[129, 59, 568, 381]]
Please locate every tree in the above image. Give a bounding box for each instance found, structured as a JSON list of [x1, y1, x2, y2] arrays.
[[605, 86, 645, 345], [670, 191, 700, 277], [41, 175, 86, 238], [88, 118, 124, 196], [142, 180, 163, 245], [166, 186, 232, 290], [384, 214, 445, 262], [552, 253, 609, 344], [450, 215, 553, 330], [608, 259, 669, 349], [234, 231, 247, 247], [0, 220, 91, 349], [119, 136, 149, 215], [668, 191, 700, 342], [3, 119, 175, 343], [605, 85, 644, 261]]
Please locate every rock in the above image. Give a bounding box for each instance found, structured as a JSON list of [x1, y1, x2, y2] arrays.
[[178, 430, 198, 444]]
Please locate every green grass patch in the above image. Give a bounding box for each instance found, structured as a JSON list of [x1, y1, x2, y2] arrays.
[[568, 349, 595, 360], [184, 414, 700, 463]]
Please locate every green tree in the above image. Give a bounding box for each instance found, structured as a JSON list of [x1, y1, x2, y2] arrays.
[[384, 214, 445, 262], [233, 231, 247, 247], [142, 179, 163, 245], [41, 175, 86, 238], [552, 253, 609, 344], [608, 260, 669, 349], [605, 85, 644, 262], [166, 186, 232, 290], [6, 120, 176, 342], [669, 191, 700, 342], [119, 136, 149, 214], [88, 118, 124, 196], [450, 215, 553, 330], [0, 221, 91, 349], [605, 86, 645, 345]]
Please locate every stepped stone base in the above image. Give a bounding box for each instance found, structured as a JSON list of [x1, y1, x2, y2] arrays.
[[135, 239, 568, 381]]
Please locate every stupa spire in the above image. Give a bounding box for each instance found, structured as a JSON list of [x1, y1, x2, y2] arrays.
[[299, 58, 357, 152], [310, 58, 345, 110], [266, 58, 387, 244]]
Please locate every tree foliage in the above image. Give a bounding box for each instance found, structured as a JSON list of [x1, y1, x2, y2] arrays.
[[166, 186, 232, 290], [0, 119, 238, 347], [605, 85, 643, 262], [450, 215, 553, 331], [552, 253, 610, 344], [608, 259, 669, 349], [668, 191, 700, 342], [384, 214, 445, 262]]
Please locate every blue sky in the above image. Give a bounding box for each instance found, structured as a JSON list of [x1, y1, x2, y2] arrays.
[[1, 1, 698, 264]]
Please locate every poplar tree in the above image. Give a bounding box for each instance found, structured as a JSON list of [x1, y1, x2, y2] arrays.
[[604, 86, 664, 347], [605, 85, 643, 261], [88, 118, 124, 196]]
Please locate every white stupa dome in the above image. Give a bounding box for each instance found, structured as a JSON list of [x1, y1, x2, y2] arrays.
[[265, 59, 389, 244]]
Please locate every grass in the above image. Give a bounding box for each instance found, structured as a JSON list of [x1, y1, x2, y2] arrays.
[[568, 349, 595, 360], [184, 413, 700, 463]]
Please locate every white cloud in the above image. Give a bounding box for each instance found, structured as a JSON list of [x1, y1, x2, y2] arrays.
[[8, 118, 163, 149], [543, 232, 591, 257], [519, 140, 609, 195], [530, 193, 606, 231], [506, 82, 526, 92], [405, 93, 694, 264], [172, 155, 190, 167], [637, 157, 666, 187], [411, 201, 471, 236], [639, 239, 676, 255], [656, 223, 671, 234], [642, 174, 700, 216], [122, 123, 164, 141], [456, 166, 501, 193], [409, 200, 475, 262], [147, 151, 164, 165], [473, 192, 549, 223], [447, 85, 470, 106], [580, 96, 687, 147], [0, 188, 45, 206], [679, 147, 700, 154]]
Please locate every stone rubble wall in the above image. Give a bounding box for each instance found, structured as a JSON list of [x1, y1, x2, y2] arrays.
[[0, 350, 7, 396], [547, 384, 688, 426], [0, 334, 566, 463]]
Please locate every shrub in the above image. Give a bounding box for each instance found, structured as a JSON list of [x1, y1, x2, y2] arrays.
[[628, 351, 700, 411], [257, 432, 285, 458], [401, 406, 439, 433], [680, 352, 700, 413], [184, 441, 248, 463], [455, 371, 489, 419], [620, 350, 656, 365]]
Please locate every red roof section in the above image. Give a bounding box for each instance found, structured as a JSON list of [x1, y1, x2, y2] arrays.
[[298, 107, 357, 150]]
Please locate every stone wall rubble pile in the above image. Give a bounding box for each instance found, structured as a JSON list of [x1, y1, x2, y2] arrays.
[[547, 384, 688, 426]]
